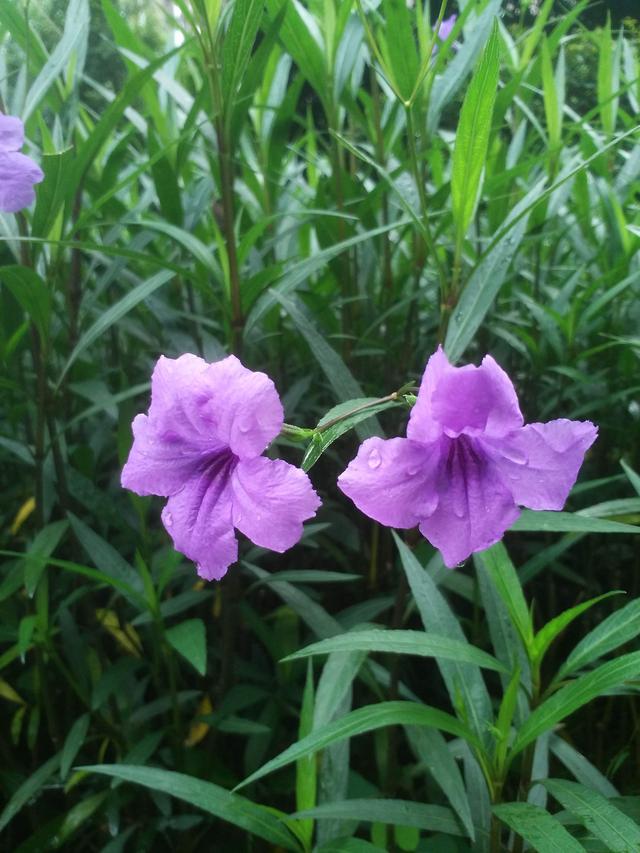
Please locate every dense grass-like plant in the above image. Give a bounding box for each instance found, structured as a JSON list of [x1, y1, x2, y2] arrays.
[[1, 0, 639, 851]]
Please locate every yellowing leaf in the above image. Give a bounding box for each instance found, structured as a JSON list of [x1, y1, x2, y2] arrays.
[[185, 695, 213, 747], [10, 497, 36, 535], [11, 705, 27, 745], [0, 678, 25, 705], [95, 609, 142, 657]]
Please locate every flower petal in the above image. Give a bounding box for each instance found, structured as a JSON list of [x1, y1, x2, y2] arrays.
[[432, 355, 523, 438], [0, 114, 25, 151], [338, 436, 442, 528], [408, 348, 523, 442], [121, 413, 210, 497], [418, 437, 520, 567], [147, 354, 283, 459], [231, 457, 320, 552], [0, 151, 44, 213], [484, 419, 598, 510], [162, 462, 237, 581], [407, 346, 450, 444]]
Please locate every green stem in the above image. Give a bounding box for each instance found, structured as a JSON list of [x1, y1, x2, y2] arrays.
[[490, 809, 503, 853], [405, 107, 446, 288], [194, 0, 243, 357], [371, 73, 394, 307], [404, 106, 448, 353], [315, 388, 414, 433], [217, 126, 244, 356], [17, 214, 45, 528], [329, 112, 353, 357]]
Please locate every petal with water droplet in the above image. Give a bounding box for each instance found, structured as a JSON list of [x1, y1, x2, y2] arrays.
[[338, 437, 442, 528]]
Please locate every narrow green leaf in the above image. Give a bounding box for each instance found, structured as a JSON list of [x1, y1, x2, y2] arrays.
[[0, 550, 143, 605], [296, 661, 316, 848], [283, 629, 507, 673], [427, 0, 502, 132], [544, 779, 640, 852], [550, 735, 618, 798], [493, 666, 521, 773], [621, 459, 640, 498], [237, 701, 480, 790], [57, 269, 174, 386], [313, 649, 362, 845], [598, 14, 620, 135], [61, 714, 90, 780], [54, 792, 107, 847], [407, 727, 475, 839], [379, 0, 419, 102], [221, 0, 264, 106], [294, 799, 466, 836], [511, 511, 640, 535], [245, 219, 402, 330], [532, 592, 623, 668], [557, 598, 640, 682], [444, 178, 543, 363], [0, 753, 61, 832], [271, 293, 380, 441], [23, 0, 89, 120], [67, 45, 182, 202], [541, 37, 563, 149], [451, 22, 500, 246], [475, 543, 533, 648], [265, 0, 327, 102], [243, 562, 341, 640], [67, 513, 144, 598], [394, 534, 493, 747], [251, 571, 360, 587], [511, 652, 640, 758], [80, 765, 300, 851], [31, 148, 74, 240], [301, 397, 402, 472], [165, 619, 207, 676], [493, 802, 586, 852], [23, 519, 68, 596], [316, 839, 386, 853], [1, 266, 51, 342]]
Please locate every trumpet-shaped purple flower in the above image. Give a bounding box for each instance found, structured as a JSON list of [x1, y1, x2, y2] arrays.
[[338, 347, 597, 568], [122, 354, 321, 581], [0, 114, 44, 213]]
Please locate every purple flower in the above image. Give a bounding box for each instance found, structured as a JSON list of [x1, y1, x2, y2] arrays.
[[435, 14, 457, 45], [122, 354, 321, 581], [431, 14, 457, 56], [0, 113, 44, 213], [338, 347, 597, 568]]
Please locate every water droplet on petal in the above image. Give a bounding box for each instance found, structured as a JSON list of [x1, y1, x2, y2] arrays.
[[453, 502, 466, 519], [367, 448, 382, 469], [406, 466, 419, 477], [164, 512, 173, 527], [501, 445, 528, 465], [238, 418, 252, 434]]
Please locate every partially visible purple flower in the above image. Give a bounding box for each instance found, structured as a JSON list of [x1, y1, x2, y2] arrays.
[[122, 354, 321, 581], [436, 14, 457, 44], [432, 14, 457, 54], [338, 347, 597, 568], [0, 113, 44, 213]]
